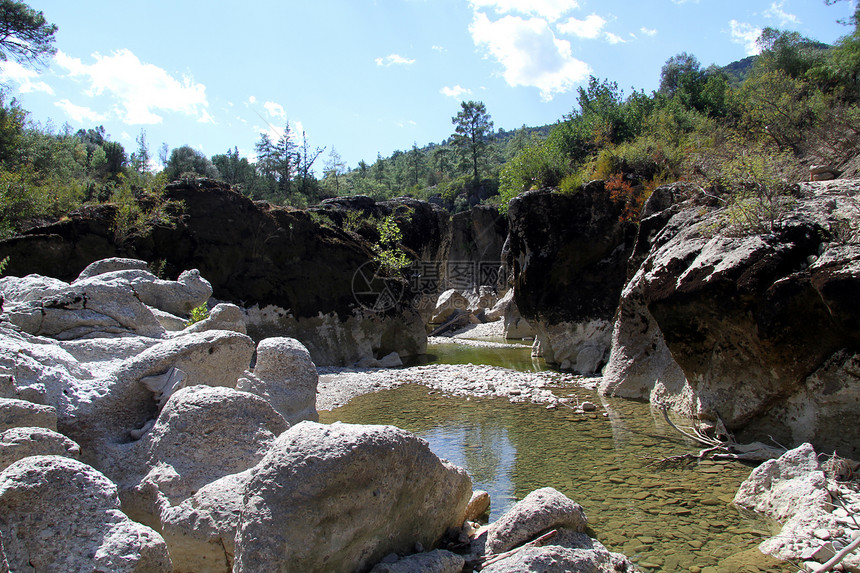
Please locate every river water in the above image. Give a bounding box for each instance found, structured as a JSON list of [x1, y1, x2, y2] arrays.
[[319, 343, 793, 573]]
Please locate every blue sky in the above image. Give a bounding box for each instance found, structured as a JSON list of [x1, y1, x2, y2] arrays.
[[1, 0, 856, 171]]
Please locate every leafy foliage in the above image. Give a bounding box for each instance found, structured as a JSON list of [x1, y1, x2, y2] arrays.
[[372, 214, 410, 274], [185, 303, 210, 327], [0, 0, 57, 68]]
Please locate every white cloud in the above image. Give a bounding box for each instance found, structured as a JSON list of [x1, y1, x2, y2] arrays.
[[640, 27, 657, 37], [54, 99, 106, 123], [0, 60, 54, 94], [440, 85, 472, 99], [432, 45, 447, 53], [248, 95, 256, 104], [604, 32, 625, 44], [375, 54, 416, 67], [469, 0, 578, 22], [764, 1, 800, 26], [470, 12, 590, 101], [557, 14, 606, 39], [729, 20, 762, 56], [264, 101, 286, 120], [54, 49, 210, 125]]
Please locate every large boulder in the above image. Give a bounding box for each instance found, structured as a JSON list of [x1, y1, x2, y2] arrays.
[[484, 487, 588, 555], [234, 421, 473, 573], [733, 443, 859, 568], [505, 185, 637, 373], [159, 470, 252, 573], [2, 273, 166, 339], [122, 385, 288, 528], [602, 181, 860, 456], [236, 337, 318, 424], [0, 455, 171, 572]]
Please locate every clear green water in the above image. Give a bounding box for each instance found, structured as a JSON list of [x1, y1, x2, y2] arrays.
[[320, 345, 791, 573]]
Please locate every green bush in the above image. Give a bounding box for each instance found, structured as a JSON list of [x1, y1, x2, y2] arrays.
[[185, 303, 210, 326]]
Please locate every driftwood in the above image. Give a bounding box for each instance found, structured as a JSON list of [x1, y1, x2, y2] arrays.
[[480, 529, 559, 567], [810, 534, 860, 573], [650, 405, 786, 466]]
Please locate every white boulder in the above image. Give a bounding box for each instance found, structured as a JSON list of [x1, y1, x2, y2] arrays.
[[236, 337, 318, 424], [0, 455, 171, 572], [234, 421, 472, 573]]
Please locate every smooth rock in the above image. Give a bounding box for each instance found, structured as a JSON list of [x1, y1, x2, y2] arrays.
[[234, 421, 472, 573], [123, 385, 288, 526], [0, 398, 57, 431], [236, 337, 318, 425], [465, 490, 492, 521], [369, 549, 465, 573]]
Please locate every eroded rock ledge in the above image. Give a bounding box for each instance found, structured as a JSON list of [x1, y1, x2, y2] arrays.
[[601, 180, 860, 458]]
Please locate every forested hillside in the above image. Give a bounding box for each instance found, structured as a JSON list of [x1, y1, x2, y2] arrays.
[[2, 1, 860, 239]]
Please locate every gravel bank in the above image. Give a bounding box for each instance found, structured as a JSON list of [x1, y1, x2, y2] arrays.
[[317, 362, 598, 411]]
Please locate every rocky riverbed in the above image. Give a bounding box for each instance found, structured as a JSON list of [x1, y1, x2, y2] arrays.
[[0, 257, 636, 572], [317, 363, 596, 411]]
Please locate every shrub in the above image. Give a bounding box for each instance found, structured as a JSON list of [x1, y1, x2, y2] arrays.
[[185, 303, 210, 326], [373, 214, 410, 274]]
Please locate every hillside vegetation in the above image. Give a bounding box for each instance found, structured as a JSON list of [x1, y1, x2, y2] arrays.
[[3, 7, 860, 240]]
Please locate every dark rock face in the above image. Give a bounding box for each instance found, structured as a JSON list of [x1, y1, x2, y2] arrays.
[[0, 180, 425, 365], [603, 181, 860, 457], [446, 205, 507, 290], [505, 184, 637, 373]]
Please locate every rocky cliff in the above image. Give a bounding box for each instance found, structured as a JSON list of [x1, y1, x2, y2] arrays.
[[602, 181, 860, 457], [505, 184, 638, 373], [0, 180, 425, 366]]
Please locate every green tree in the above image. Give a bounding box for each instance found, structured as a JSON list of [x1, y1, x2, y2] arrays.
[[212, 147, 255, 188], [451, 100, 493, 188], [164, 145, 219, 180], [0, 92, 25, 166], [0, 0, 57, 68], [130, 129, 150, 175], [322, 147, 346, 196]]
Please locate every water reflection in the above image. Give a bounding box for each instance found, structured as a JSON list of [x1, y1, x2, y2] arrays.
[[320, 383, 790, 573]]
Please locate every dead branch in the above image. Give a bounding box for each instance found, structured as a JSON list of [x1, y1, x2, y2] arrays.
[[480, 529, 559, 567]]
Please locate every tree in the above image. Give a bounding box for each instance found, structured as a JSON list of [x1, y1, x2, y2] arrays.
[[164, 145, 219, 180], [322, 147, 346, 196], [212, 147, 255, 188], [0, 0, 57, 68], [451, 100, 493, 188], [275, 123, 299, 196], [297, 130, 324, 199], [659, 52, 703, 98], [130, 129, 150, 175]]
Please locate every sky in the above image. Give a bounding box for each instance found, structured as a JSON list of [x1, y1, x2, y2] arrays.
[[0, 0, 857, 172]]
